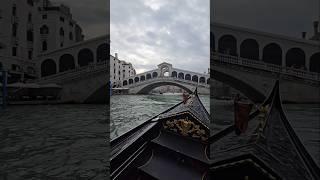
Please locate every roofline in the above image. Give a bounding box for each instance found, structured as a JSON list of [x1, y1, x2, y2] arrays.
[[212, 22, 320, 46]]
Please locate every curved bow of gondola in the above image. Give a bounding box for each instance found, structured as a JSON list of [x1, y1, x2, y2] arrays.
[[209, 80, 320, 179]]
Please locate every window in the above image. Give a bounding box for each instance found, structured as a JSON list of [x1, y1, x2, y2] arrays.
[[28, 13, 32, 22], [69, 22, 73, 27], [42, 41, 47, 51], [12, 47, 17, 56], [28, 50, 32, 60], [12, 23, 17, 37], [69, 32, 73, 40], [12, 4, 16, 16], [0, 10, 2, 19], [27, 0, 34, 6], [59, 28, 64, 36], [60, 17, 64, 22], [42, 14, 47, 19], [40, 25, 49, 34], [60, 42, 63, 47], [27, 30, 33, 41]]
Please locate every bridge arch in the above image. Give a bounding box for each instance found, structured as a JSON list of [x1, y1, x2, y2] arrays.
[[178, 72, 184, 79], [263, 43, 282, 65], [171, 71, 177, 78], [41, 59, 56, 77], [146, 73, 152, 79], [192, 75, 198, 82], [152, 72, 158, 78], [310, 52, 320, 73], [140, 75, 146, 81], [199, 77, 206, 83], [240, 38, 259, 60], [78, 48, 94, 67], [212, 69, 265, 102], [129, 79, 133, 84], [134, 77, 139, 82], [185, 74, 191, 80], [97, 43, 107, 62], [218, 34, 237, 56], [137, 81, 193, 94], [285, 48, 306, 69], [59, 54, 75, 72]]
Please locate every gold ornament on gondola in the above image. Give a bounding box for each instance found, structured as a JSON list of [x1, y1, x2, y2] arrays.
[[163, 117, 208, 141]]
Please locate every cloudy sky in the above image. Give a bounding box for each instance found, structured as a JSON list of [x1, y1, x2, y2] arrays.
[[110, 0, 210, 74], [51, 0, 318, 74]]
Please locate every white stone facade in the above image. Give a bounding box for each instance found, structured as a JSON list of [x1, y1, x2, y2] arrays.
[[110, 53, 136, 87], [0, 0, 84, 82]]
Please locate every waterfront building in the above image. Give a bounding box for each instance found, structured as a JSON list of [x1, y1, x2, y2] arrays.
[[110, 53, 136, 88], [0, 0, 84, 82]]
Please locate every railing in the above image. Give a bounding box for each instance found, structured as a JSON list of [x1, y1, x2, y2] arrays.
[[122, 76, 209, 88], [212, 52, 320, 81], [37, 61, 107, 83]]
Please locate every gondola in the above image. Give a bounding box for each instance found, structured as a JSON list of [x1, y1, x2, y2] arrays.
[[110, 81, 320, 180]]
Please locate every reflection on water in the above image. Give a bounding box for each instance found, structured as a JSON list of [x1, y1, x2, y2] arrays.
[[111, 95, 320, 166], [0, 105, 107, 179]]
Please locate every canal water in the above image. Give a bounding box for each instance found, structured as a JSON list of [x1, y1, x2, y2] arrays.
[[111, 94, 320, 166], [0, 94, 318, 179]]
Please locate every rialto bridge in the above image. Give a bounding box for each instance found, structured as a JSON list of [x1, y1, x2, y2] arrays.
[[210, 22, 320, 103], [121, 62, 210, 94]]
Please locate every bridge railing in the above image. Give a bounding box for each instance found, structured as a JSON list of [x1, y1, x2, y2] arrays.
[[37, 61, 107, 83], [212, 52, 320, 81], [123, 76, 209, 88]]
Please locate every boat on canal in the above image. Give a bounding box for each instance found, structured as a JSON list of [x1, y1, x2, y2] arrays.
[[110, 81, 320, 180]]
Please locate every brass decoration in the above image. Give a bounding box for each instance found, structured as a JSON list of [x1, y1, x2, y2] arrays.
[[163, 117, 208, 141]]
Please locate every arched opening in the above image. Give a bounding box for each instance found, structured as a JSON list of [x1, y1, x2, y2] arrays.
[[135, 77, 140, 82], [40, 25, 49, 34], [123, 80, 128, 86], [286, 48, 306, 69], [137, 82, 193, 94], [207, 78, 210, 84], [263, 43, 282, 65], [146, 73, 152, 79], [41, 59, 56, 77], [140, 75, 146, 81], [129, 79, 133, 84], [171, 71, 177, 78], [240, 39, 259, 60], [199, 77, 206, 83], [78, 48, 94, 67], [97, 43, 107, 62], [211, 32, 215, 51], [178, 72, 184, 79], [59, 54, 75, 72], [310, 52, 320, 73], [218, 35, 237, 56], [152, 72, 158, 78], [185, 74, 191, 80], [27, 30, 34, 42], [192, 75, 198, 82]]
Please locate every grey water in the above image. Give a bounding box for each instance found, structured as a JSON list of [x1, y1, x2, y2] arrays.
[[0, 94, 318, 179], [111, 94, 320, 166]]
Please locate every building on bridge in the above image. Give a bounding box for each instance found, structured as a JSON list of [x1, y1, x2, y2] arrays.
[[0, 0, 84, 83]]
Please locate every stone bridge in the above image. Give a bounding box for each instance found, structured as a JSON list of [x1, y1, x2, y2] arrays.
[[36, 36, 108, 103], [121, 62, 210, 94], [211, 52, 320, 103]]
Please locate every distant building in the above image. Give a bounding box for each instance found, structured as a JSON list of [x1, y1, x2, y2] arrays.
[[110, 53, 136, 87], [0, 0, 84, 82]]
